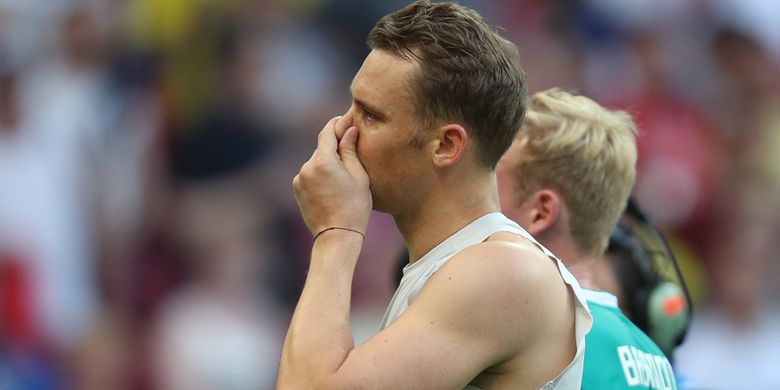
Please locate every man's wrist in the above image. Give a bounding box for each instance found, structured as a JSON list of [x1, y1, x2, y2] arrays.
[[312, 228, 365, 258], [314, 226, 365, 242]]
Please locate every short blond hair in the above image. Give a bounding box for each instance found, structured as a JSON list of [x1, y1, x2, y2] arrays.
[[511, 88, 638, 256]]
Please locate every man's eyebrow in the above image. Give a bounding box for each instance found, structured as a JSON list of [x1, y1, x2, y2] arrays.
[[349, 86, 388, 120]]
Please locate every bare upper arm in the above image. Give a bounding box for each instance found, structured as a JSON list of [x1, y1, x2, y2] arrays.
[[319, 240, 568, 389]]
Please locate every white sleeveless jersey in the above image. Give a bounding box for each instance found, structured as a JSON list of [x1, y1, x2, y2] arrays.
[[379, 212, 592, 390]]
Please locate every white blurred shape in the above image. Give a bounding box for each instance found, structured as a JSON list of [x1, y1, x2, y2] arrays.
[[154, 286, 281, 390]]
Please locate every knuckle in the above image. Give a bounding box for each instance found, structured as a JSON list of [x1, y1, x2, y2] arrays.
[[298, 169, 312, 181], [299, 161, 310, 174], [312, 157, 330, 171], [298, 163, 316, 180]]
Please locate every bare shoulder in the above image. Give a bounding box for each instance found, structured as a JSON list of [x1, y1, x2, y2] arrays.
[[419, 237, 572, 344], [435, 236, 564, 295]]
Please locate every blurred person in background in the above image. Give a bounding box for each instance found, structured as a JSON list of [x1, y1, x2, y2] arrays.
[[150, 126, 285, 390], [0, 1, 170, 388], [279, 1, 592, 389], [132, 13, 292, 387], [0, 62, 62, 390], [0, 5, 113, 388], [607, 30, 723, 260], [668, 24, 780, 390], [496, 88, 678, 389]]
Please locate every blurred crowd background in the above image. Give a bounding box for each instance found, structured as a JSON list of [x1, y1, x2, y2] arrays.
[[0, 0, 778, 389]]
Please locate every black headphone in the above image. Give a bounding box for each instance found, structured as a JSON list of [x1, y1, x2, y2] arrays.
[[606, 197, 693, 357]]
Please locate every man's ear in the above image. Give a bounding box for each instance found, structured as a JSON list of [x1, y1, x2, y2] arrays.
[[431, 124, 467, 168], [525, 189, 561, 236]]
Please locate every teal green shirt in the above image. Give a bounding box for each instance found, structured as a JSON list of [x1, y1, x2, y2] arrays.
[[582, 290, 677, 390]]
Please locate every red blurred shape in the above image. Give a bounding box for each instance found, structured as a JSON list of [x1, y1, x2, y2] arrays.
[[0, 253, 38, 346], [663, 295, 686, 317]]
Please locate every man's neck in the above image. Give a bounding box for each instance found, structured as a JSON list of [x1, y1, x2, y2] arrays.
[[395, 172, 500, 262], [539, 237, 603, 290], [564, 259, 602, 290]]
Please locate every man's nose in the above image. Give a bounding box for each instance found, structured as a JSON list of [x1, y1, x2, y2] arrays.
[[336, 109, 356, 139]]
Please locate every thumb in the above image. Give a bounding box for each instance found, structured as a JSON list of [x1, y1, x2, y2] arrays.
[[338, 127, 364, 176]]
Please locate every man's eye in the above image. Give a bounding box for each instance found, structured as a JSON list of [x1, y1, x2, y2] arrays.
[[365, 112, 375, 122]]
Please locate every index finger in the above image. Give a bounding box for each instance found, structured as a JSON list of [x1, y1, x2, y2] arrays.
[[316, 116, 341, 157], [334, 112, 354, 141]]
